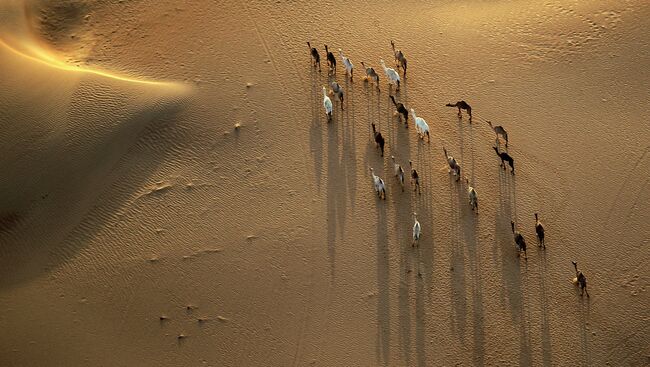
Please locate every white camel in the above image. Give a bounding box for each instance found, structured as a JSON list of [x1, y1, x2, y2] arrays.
[[410, 108, 430, 142], [322, 86, 332, 122], [380, 59, 400, 91], [370, 167, 386, 200], [412, 212, 421, 247], [339, 48, 354, 81], [466, 178, 478, 212]]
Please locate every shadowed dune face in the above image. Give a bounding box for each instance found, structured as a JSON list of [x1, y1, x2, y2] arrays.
[[1, 0, 94, 57], [29, 0, 90, 38], [0, 212, 21, 233], [0, 0, 190, 286], [26, 0, 99, 65]]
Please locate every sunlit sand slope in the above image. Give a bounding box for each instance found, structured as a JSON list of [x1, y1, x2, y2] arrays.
[[0, 0, 190, 286]]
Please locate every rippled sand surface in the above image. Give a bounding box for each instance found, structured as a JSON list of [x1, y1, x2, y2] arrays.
[[1, 1, 648, 365]]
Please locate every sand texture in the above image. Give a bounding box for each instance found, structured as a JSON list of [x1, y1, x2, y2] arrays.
[[1, 0, 648, 366]]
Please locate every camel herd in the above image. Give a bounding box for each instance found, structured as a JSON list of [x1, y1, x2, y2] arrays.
[[309, 40, 590, 298]]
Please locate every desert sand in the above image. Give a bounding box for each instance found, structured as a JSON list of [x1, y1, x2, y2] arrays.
[[0, 0, 648, 366]]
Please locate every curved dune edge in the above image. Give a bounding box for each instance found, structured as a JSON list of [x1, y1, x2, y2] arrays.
[[0, 0, 189, 91], [0, 1, 191, 239], [0, 36, 191, 229], [0, 24, 192, 286], [0, 38, 189, 91]]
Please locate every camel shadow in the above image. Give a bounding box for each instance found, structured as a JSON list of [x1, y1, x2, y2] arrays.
[[415, 268, 427, 367], [309, 65, 323, 189], [340, 73, 357, 211], [392, 94, 416, 366], [539, 250, 553, 366], [311, 65, 343, 279], [412, 142, 435, 367], [455, 176, 485, 365], [495, 165, 532, 365], [449, 173, 467, 341], [578, 288, 592, 366], [375, 179, 390, 366], [461, 113, 485, 364], [325, 101, 348, 278]]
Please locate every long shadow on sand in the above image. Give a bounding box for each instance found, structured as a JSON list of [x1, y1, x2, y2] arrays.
[[382, 83, 420, 366], [325, 108, 347, 278], [454, 176, 486, 365], [412, 126, 434, 367], [309, 66, 323, 189], [460, 117, 486, 365], [449, 173, 468, 342], [319, 68, 356, 279], [409, 101, 436, 365], [495, 168, 532, 365], [364, 85, 392, 366], [578, 295, 592, 366], [375, 194, 390, 366], [341, 76, 357, 211], [538, 250, 553, 366], [467, 214, 486, 366], [414, 267, 427, 367]]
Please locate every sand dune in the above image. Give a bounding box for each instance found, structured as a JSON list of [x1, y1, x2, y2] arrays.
[[1, 0, 648, 366], [0, 1, 190, 287]]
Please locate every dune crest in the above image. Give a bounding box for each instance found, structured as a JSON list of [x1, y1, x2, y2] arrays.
[[0, 0, 185, 88], [0, 1, 191, 286]]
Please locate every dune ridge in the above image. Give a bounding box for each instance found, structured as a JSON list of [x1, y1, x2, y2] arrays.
[[0, 1, 190, 288]]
